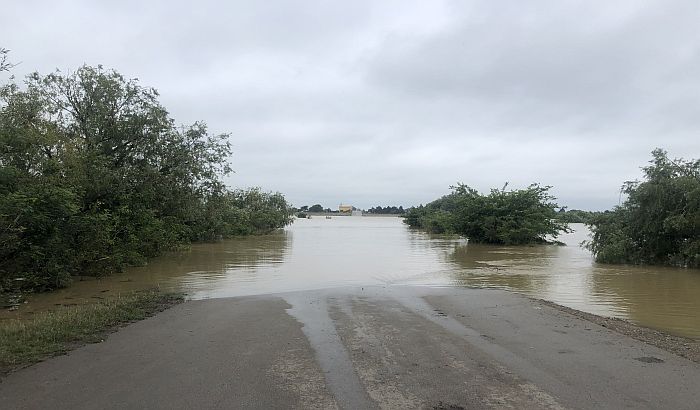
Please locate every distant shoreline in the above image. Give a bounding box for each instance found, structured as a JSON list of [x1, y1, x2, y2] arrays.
[[301, 212, 404, 217]]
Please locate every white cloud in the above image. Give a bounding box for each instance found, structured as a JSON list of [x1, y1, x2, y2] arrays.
[[2, 0, 699, 210]]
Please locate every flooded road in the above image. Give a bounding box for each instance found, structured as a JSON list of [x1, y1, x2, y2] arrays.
[[3, 216, 700, 338]]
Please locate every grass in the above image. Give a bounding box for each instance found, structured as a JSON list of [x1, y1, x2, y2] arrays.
[[0, 289, 183, 374]]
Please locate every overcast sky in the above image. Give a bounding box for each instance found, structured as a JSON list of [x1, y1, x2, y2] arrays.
[[2, 0, 699, 210]]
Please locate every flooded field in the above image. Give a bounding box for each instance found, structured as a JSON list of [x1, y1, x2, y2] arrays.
[[3, 217, 700, 339]]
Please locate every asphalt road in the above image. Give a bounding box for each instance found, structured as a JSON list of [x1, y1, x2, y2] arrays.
[[1, 286, 699, 409]]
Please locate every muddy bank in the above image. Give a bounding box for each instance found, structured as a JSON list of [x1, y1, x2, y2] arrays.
[[538, 298, 700, 364]]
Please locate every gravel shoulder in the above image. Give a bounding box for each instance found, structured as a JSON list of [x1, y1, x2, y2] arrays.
[[537, 298, 700, 363]]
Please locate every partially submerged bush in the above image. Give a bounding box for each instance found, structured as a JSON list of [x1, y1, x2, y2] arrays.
[[585, 149, 700, 268], [405, 183, 570, 245]]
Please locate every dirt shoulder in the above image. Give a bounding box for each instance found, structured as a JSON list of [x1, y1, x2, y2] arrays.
[[2, 287, 699, 410], [537, 299, 700, 364], [0, 289, 183, 376]]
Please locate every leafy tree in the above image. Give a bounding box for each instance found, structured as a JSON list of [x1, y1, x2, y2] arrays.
[[585, 149, 700, 267], [0, 64, 292, 293], [404, 183, 570, 244], [308, 204, 324, 212]]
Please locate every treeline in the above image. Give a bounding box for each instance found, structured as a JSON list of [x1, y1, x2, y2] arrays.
[[297, 204, 336, 213], [0, 62, 292, 293], [295, 204, 406, 214], [366, 205, 405, 214], [585, 149, 699, 268], [404, 183, 570, 245], [555, 209, 597, 224]]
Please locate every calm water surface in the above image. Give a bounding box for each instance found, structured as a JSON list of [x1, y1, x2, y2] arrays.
[[4, 217, 700, 338]]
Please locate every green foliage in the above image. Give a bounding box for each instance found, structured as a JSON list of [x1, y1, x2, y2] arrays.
[[404, 183, 570, 244], [0, 48, 12, 73], [366, 205, 405, 214], [555, 208, 597, 224], [585, 149, 700, 268], [297, 204, 338, 214], [1, 64, 292, 293], [308, 204, 324, 213]]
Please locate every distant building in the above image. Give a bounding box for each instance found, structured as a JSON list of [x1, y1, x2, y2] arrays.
[[338, 204, 353, 213]]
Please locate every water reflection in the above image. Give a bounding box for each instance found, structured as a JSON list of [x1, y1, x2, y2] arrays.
[[1, 231, 291, 318], [588, 266, 700, 339], [444, 224, 700, 338], [3, 218, 700, 339], [167, 231, 291, 299]]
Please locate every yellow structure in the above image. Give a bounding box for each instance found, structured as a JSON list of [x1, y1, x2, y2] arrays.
[[338, 204, 353, 214]]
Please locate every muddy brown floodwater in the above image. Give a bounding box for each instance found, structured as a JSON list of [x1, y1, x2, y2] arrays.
[[2, 217, 700, 339]]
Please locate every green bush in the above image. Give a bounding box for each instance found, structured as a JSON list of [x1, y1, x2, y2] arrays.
[[585, 149, 700, 268], [555, 209, 597, 224], [404, 183, 569, 245]]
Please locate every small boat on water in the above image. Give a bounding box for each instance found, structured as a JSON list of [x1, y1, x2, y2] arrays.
[[325, 216, 332, 219]]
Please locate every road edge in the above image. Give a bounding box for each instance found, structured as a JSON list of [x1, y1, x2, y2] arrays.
[[535, 298, 699, 363]]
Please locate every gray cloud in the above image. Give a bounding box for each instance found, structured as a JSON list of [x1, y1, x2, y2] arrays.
[[2, 0, 699, 210]]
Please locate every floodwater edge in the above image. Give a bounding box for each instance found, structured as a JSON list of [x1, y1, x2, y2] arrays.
[[1, 286, 697, 380], [536, 298, 700, 363]]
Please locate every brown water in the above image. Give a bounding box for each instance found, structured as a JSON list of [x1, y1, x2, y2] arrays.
[[3, 217, 700, 339]]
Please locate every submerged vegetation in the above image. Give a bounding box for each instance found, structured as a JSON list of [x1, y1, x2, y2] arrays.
[[404, 183, 570, 245], [585, 149, 700, 268], [0, 289, 182, 372], [0, 61, 292, 293]]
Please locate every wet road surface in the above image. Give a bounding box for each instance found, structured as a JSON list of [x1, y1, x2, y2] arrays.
[[1, 286, 699, 409]]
